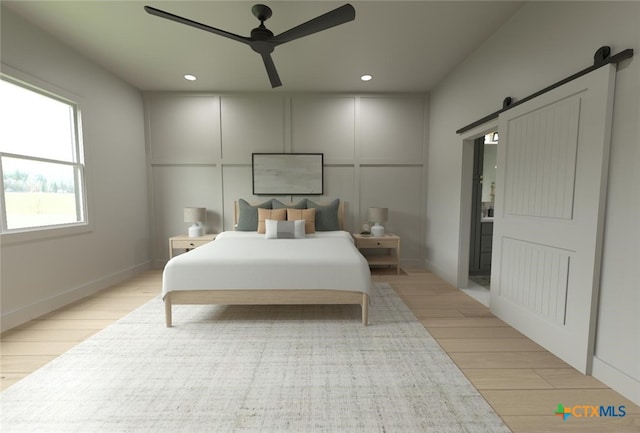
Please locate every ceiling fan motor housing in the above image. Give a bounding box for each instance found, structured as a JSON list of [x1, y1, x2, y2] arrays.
[[250, 26, 274, 42]]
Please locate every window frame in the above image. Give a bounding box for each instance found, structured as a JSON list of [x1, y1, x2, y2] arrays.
[[0, 65, 92, 244]]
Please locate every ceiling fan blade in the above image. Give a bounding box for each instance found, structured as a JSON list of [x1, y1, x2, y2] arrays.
[[261, 53, 282, 88], [144, 6, 250, 45], [270, 4, 355, 45]]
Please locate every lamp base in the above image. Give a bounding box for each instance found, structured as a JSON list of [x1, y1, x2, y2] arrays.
[[371, 223, 385, 237], [188, 224, 203, 238]]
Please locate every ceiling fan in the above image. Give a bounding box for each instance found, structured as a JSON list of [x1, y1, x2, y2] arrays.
[[144, 3, 356, 88]]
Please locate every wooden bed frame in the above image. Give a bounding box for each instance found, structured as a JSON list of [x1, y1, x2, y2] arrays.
[[165, 290, 368, 327], [164, 200, 370, 327]]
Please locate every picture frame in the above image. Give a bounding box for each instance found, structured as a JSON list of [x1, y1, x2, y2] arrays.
[[252, 153, 323, 195]]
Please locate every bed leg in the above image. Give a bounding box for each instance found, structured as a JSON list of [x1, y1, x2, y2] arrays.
[[362, 293, 369, 326], [164, 295, 173, 327]]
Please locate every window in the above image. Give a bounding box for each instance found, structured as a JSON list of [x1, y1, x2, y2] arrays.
[[0, 75, 87, 234]]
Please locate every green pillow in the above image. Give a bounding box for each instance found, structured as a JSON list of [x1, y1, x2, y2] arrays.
[[272, 199, 306, 209], [306, 199, 340, 231], [236, 199, 272, 231]]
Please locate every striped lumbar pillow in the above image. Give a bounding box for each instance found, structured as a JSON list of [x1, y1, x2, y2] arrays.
[[265, 219, 305, 239]]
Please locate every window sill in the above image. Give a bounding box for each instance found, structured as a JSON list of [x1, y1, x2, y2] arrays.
[[0, 223, 92, 246]]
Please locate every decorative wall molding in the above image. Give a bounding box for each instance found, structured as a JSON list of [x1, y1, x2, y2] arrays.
[[144, 93, 428, 264]]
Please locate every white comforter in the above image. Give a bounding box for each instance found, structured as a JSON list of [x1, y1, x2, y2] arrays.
[[162, 230, 371, 298]]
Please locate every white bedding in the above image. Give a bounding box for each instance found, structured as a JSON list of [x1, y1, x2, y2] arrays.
[[162, 230, 371, 298]]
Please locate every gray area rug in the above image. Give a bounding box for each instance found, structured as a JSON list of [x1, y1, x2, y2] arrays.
[[0, 283, 511, 432]]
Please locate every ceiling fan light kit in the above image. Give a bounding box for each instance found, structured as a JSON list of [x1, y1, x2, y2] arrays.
[[144, 3, 356, 88]]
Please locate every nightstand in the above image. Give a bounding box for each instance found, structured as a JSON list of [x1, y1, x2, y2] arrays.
[[169, 234, 216, 258], [352, 233, 401, 274]]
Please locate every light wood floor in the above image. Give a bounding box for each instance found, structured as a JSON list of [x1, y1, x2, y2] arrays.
[[1, 268, 638, 432]]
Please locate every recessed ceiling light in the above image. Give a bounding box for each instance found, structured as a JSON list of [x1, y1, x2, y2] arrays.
[[184, 74, 197, 81], [360, 74, 372, 82]]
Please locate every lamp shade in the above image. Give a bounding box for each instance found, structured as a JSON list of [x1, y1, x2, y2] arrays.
[[368, 207, 388, 237], [184, 207, 206, 223], [367, 207, 388, 224], [184, 207, 206, 237]]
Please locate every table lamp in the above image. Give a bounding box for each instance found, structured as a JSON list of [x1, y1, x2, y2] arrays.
[[367, 207, 388, 237], [184, 207, 206, 237]]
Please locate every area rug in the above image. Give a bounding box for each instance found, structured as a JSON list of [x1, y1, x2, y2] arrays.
[[0, 283, 511, 433]]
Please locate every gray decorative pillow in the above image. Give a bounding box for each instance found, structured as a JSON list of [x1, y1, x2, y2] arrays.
[[236, 199, 272, 231], [265, 219, 305, 239], [272, 199, 306, 209], [306, 199, 340, 231]]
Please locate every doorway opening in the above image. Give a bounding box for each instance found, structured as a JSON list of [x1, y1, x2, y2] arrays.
[[461, 131, 497, 307]]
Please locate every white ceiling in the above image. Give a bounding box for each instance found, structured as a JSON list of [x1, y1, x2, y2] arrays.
[[2, 1, 524, 93]]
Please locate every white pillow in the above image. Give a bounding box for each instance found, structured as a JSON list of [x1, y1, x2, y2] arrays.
[[265, 219, 306, 239]]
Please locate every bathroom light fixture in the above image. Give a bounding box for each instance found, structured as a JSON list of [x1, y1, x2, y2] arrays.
[[360, 74, 372, 81], [485, 131, 499, 144], [184, 74, 197, 81]]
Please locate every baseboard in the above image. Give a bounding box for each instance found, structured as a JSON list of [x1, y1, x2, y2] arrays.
[[152, 258, 167, 269], [592, 356, 640, 406], [0, 261, 151, 333], [423, 258, 458, 286], [398, 258, 422, 270]]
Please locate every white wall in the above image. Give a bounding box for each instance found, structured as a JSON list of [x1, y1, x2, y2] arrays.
[[145, 93, 428, 267], [426, 2, 640, 404], [0, 8, 150, 331]]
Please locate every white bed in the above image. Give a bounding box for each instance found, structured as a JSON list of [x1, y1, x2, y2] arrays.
[[162, 206, 372, 326]]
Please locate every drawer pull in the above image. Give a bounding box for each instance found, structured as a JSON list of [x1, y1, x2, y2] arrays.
[[189, 243, 195, 247]]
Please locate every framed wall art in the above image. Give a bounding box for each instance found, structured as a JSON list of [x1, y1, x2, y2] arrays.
[[252, 153, 323, 195]]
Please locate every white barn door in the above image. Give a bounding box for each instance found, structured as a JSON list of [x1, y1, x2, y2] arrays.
[[490, 65, 616, 373]]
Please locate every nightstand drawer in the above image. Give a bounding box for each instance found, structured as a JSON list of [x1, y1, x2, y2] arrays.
[[356, 238, 397, 248], [169, 234, 217, 258], [172, 239, 210, 249]]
